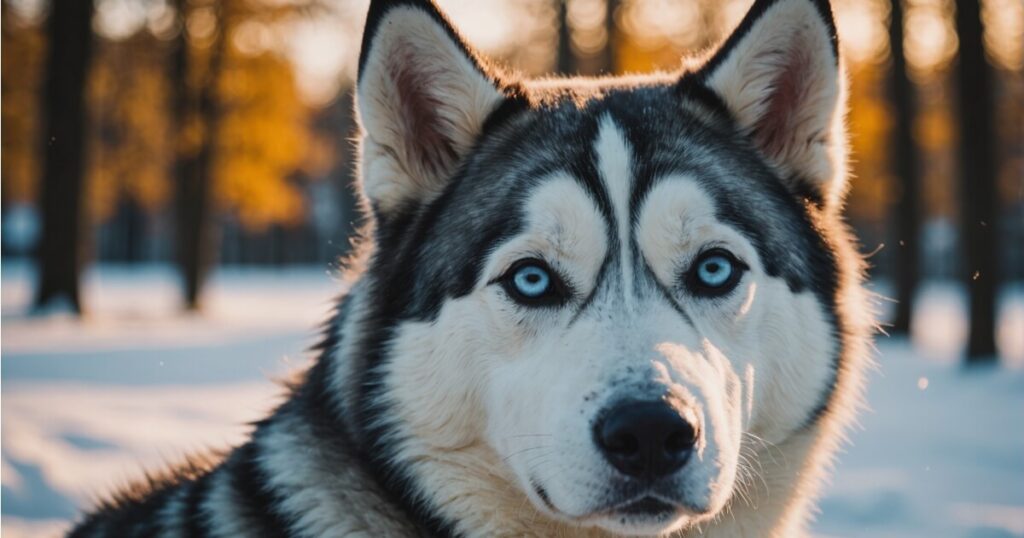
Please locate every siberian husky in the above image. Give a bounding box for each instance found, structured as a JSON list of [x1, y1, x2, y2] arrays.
[[70, 0, 872, 535]]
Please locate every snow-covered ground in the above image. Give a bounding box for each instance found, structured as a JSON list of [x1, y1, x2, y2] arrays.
[[2, 261, 1022, 537]]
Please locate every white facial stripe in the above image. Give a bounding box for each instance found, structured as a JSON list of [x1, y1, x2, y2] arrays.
[[594, 117, 635, 308]]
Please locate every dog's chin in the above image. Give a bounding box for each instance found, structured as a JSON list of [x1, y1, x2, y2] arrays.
[[530, 489, 709, 537]]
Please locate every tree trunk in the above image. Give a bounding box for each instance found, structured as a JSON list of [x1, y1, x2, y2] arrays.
[[33, 0, 96, 314], [601, 0, 619, 74], [171, 0, 198, 308], [172, 0, 228, 310], [556, 0, 574, 75], [888, 0, 921, 335], [954, 0, 999, 364]]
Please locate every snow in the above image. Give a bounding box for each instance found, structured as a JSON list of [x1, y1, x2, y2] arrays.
[[816, 346, 1024, 537], [2, 261, 1022, 537]]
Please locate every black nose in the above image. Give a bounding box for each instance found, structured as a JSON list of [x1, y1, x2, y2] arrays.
[[594, 400, 698, 479]]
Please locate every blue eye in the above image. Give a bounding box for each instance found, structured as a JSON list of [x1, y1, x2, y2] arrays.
[[501, 259, 567, 306], [689, 250, 744, 295], [513, 264, 551, 298], [697, 255, 733, 287]]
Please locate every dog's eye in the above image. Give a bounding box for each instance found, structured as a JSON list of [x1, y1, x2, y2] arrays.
[[501, 259, 566, 306], [687, 249, 745, 296], [514, 265, 550, 297]]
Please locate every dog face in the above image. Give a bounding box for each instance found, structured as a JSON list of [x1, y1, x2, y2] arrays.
[[350, 0, 848, 535]]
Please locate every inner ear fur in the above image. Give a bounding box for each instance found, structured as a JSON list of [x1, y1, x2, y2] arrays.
[[695, 0, 848, 206], [355, 0, 513, 216]]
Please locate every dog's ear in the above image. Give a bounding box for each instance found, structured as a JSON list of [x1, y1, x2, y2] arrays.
[[356, 0, 512, 216], [694, 0, 847, 206]]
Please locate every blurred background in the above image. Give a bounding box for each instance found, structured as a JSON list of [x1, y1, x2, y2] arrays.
[[1, 0, 1022, 536]]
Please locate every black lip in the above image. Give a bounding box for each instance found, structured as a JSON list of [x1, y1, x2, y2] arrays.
[[617, 496, 677, 517], [531, 480, 556, 511]]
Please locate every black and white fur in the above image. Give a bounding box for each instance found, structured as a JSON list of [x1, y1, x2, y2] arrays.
[[70, 0, 873, 535]]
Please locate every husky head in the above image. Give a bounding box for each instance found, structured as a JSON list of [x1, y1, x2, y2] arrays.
[[344, 0, 858, 535]]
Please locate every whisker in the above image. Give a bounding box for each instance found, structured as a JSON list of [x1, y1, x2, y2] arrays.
[[501, 445, 550, 464]]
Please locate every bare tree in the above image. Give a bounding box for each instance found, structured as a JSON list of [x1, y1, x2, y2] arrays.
[[601, 0, 619, 74], [172, 0, 229, 310], [954, 0, 999, 363], [34, 0, 97, 313], [888, 0, 921, 335], [556, 0, 574, 74]]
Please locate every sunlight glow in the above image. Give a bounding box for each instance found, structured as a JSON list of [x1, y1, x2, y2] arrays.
[[982, 0, 1024, 70], [905, 0, 958, 77], [620, 0, 704, 50], [94, 0, 153, 40], [834, 0, 890, 65], [737, 282, 757, 318], [78, 0, 1022, 107], [569, 0, 609, 56]]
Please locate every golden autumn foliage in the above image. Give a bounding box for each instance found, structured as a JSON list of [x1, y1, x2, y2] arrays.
[[844, 62, 896, 224], [87, 31, 174, 221], [214, 48, 311, 229], [1, 5, 45, 205], [614, 0, 724, 74], [180, 0, 325, 231], [2, 0, 326, 232]]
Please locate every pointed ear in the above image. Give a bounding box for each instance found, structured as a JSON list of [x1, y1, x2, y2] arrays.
[[696, 0, 848, 206], [355, 0, 515, 216]]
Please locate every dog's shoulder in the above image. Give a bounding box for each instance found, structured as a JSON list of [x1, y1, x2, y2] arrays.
[[68, 452, 221, 537]]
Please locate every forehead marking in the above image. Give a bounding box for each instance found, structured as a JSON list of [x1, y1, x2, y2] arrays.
[[594, 116, 635, 308]]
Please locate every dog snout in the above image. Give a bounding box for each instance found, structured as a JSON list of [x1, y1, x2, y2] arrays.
[[594, 400, 699, 480]]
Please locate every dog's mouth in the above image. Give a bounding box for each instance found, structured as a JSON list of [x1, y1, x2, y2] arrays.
[[568, 493, 690, 522], [529, 472, 715, 521], [526, 469, 728, 535], [616, 496, 677, 517], [586, 494, 693, 533]]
